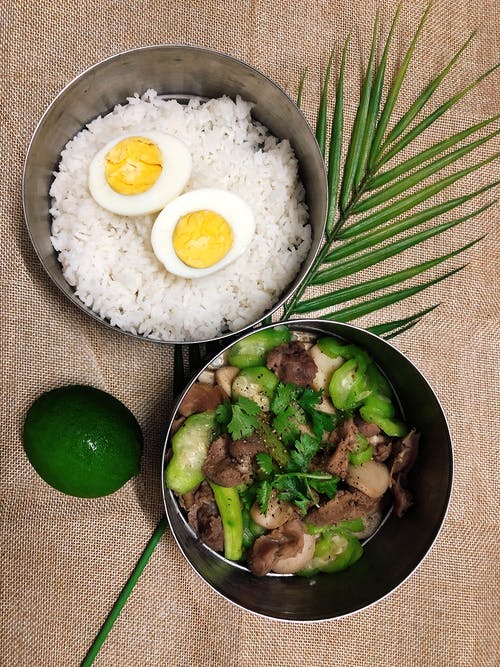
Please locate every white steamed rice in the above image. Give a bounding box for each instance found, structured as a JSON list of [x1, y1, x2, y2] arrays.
[[49, 90, 311, 341]]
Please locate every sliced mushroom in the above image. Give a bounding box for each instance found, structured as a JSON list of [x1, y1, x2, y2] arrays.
[[346, 460, 391, 499], [271, 533, 317, 574], [198, 370, 215, 385], [215, 365, 240, 397], [309, 344, 344, 392], [250, 492, 295, 529]]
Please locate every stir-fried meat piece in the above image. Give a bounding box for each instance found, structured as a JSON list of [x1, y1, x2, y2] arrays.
[[370, 434, 392, 462], [184, 482, 224, 552], [231, 433, 267, 459], [306, 489, 378, 526], [179, 382, 227, 417], [325, 440, 351, 478], [323, 418, 359, 478], [202, 435, 253, 487], [391, 428, 420, 475], [266, 341, 318, 387], [249, 518, 305, 576], [390, 429, 420, 517], [327, 417, 358, 447], [355, 419, 381, 438]]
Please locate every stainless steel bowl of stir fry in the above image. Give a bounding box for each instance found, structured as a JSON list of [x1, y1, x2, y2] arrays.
[[161, 320, 452, 620]]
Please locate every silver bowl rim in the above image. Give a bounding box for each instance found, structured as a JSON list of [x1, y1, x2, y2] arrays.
[[22, 44, 328, 346], [161, 318, 454, 621]]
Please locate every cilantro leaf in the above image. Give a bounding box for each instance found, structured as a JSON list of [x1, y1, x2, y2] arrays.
[[255, 479, 272, 514], [274, 476, 310, 515], [272, 407, 300, 445], [288, 433, 320, 472], [215, 400, 232, 425], [270, 382, 299, 414], [297, 388, 336, 438], [238, 484, 255, 511], [226, 396, 261, 439], [297, 387, 323, 411], [308, 475, 339, 499], [256, 452, 274, 475]]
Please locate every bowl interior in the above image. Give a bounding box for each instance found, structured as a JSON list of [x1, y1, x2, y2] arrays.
[[162, 320, 453, 620], [23, 46, 327, 344]]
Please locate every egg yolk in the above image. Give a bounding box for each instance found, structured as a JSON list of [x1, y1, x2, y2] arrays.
[[104, 137, 163, 195], [173, 210, 233, 268]]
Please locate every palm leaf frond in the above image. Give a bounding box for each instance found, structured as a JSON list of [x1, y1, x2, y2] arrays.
[[382, 32, 475, 148], [296, 69, 307, 109], [282, 4, 498, 334], [315, 52, 334, 155], [366, 1, 432, 171], [339, 13, 379, 210], [326, 35, 349, 236], [367, 304, 440, 338], [319, 265, 466, 323]]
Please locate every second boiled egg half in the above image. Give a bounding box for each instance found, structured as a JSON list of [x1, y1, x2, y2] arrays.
[[151, 188, 255, 278], [88, 131, 192, 216]]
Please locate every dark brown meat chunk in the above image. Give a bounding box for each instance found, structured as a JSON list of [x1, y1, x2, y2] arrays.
[[231, 432, 267, 459], [390, 429, 420, 517], [355, 419, 381, 438], [202, 435, 252, 487], [391, 428, 420, 476], [179, 382, 227, 417], [306, 489, 378, 526], [323, 418, 359, 479], [184, 482, 224, 552], [370, 434, 392, 463], [266, 341, 317, 387], [249, 518, 305, 576]]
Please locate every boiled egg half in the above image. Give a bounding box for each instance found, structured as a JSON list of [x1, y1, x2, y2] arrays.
[[88, 131, 192, 216], [151, 188, 255, 278]]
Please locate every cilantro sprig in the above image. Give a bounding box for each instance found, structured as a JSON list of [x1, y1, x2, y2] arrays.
[[215, 396, 261, 440], [270, 382, 337, 442], [253, 433, 338, 515]]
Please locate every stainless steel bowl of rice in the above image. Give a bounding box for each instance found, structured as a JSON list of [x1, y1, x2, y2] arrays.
[[23, 46, 327, 344]]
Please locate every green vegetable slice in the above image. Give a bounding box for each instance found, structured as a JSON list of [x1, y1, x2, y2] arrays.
[[209, 482, 244, 561], [165, 411, 216, 494], [227, 326, 291, 368]]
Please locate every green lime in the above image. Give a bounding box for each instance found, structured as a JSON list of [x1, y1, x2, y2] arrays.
[[23, 385, 143, 498]]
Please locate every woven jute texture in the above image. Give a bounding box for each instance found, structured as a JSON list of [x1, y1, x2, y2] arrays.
[[1, 0, 499, 665]]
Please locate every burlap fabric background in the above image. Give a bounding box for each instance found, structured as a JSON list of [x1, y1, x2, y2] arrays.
[[1, 0, 498, 665]]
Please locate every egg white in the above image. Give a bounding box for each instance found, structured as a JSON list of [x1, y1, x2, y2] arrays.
[[88, 131, 192, 216], [150, 188, 256, 278]]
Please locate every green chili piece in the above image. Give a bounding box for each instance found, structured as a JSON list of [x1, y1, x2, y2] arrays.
[[165, 411, 216, 494], [258, 419, 290, 467], [242, 508, 266, 549], [362, 392, 395, 418], [365, 363, 392, 397], [231, 366, 279, 409], [359, 408, 408, 437], [209, 482, 244, 561], [227, 326, 291, 368], [329, 358, 371, 411], [348, 433, 373, 465], [337, 518, 365, 533], [317, 338, 369, 364], [298, 529, 363, 576]]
